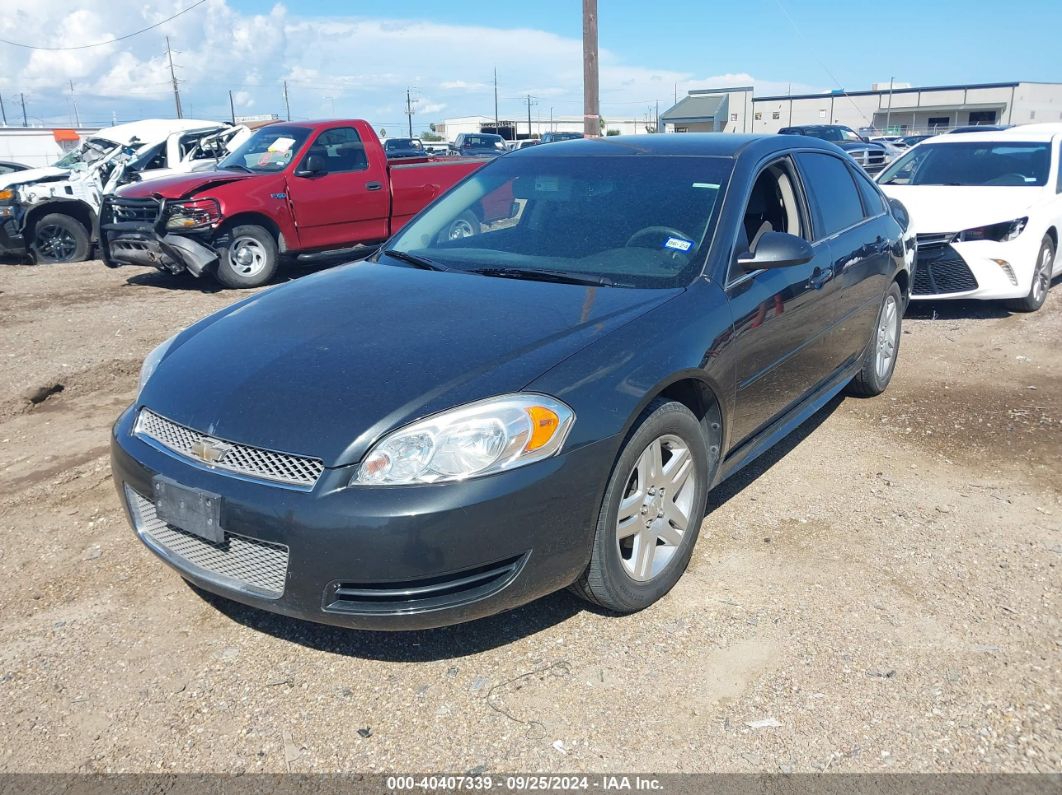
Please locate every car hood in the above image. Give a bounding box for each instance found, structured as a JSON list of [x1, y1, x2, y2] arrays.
[[0, 166, 70, 189], [141, 261, 678, 468], [116, 170, 254, 200], [879, 185, 1045, 234]]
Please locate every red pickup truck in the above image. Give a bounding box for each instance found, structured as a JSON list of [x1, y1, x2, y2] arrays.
[[100, 120, 488, 287]]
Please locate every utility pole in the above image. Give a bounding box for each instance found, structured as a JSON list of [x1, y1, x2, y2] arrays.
[[0, 92, 7, 126], [283, 81, 291, 121], [166, 36, 183, 118], [526, 94, 535, 138], [405, 88, 414, 137], [655, 100, 659, 134], [493, 68, 499, 131], [228, 90, 236, 125], [549, 107, 553, 132], [885, 76, 894, 133], [69, 80, 80, 127], [20, 93, 27, 127], [582, 0, 600, 137]]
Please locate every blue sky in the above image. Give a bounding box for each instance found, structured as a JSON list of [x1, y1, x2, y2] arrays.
[[2, 0, 1060, 129]]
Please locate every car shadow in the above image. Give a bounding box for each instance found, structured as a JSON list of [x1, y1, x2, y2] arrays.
[[188, 582, 593, 662], [124, 269, 224, 293], [904, 299, 1012, 320], [186, 395, 845, 660]]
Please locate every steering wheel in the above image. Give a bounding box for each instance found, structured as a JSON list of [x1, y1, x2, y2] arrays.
[[625, 226, 692, 249]]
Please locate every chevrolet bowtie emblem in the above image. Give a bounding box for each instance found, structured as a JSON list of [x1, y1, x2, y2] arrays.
[[191, 437, 233, 464]]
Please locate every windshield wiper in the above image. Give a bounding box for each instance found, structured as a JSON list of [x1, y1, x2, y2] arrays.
[[382, 249, 450, 272], [467, 266, 614, 287], [222, 163, 253, 173]]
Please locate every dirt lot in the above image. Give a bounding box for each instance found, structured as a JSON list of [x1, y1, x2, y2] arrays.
[[0, 260, 1059, 774]]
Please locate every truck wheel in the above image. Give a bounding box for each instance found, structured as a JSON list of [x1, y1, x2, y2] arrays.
[[215, 225, 278, 288], [445, 211, 481, 241], [30, 213, 90, 263]]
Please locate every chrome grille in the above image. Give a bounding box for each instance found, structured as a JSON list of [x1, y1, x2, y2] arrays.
[[126, 486, 288, 598], [135, 408, 324, 489]]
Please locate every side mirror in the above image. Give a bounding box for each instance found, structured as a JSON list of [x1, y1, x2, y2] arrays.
[[737, 231, 814, 271], [295, 154, 327, 177]]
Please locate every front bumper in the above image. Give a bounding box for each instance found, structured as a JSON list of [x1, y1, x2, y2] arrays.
[[111, 405, 616, 631], [911, 236, 1039, 301], [100, 197, 218, 276], [0, 213, 27, 257]]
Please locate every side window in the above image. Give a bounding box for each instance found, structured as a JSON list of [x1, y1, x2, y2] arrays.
[[304, 127, 368, 174], [729, 158, 805, 282], [795, 152, 864, 238], [849, 165, 887, 217]]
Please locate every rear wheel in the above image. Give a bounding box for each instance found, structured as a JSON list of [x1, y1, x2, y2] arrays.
[[847, 281, 902, 397], [571, 399, 710, 613], [29, 213, 90, 263], [1005, 235, 1054, 313], [444, 211, 481, 241], [214, 225, 278, 288]]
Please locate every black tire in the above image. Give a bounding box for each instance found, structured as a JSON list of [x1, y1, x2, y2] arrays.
[[29, 213, 90, 263], [847, 281, 903, 398], [444, 210, 481, 241], [214, 224, 279, 289], [571, 398, 710, 613], [1005, 235, 1054, 313]]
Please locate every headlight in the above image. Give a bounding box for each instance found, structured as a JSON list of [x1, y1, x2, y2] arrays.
[[957, 217, 1027, 243], [165, 199, 221, 231], [138, 333, 178, 395], [351, 394, 575, 486]]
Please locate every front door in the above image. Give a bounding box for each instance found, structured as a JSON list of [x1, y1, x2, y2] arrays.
[[286, 126, 390, 250], [726, 157, 839, 446]]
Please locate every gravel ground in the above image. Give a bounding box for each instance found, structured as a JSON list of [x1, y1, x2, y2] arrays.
[[0, 260, 1059, 774]]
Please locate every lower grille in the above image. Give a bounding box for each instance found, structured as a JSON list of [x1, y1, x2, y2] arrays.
[[914, 244, 978, 295], [126, 486, 289, 598], [324, 554, 526, 614]]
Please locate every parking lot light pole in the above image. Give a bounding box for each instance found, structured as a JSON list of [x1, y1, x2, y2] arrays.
[[583, 0, 599, 138]]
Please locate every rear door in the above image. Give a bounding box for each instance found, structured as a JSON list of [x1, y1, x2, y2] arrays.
[[794, 151, 890, 370], [726, 156, 838, 446], [286, 126, 390, 250]]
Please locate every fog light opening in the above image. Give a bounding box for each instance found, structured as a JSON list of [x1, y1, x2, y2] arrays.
[[991, 258, 1018, 286]]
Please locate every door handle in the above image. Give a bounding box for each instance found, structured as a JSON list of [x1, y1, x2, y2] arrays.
[[809, 266, 832, 290], [366, 181, 383, 191]]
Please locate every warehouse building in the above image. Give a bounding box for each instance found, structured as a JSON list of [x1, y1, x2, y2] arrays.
[[662, 81, 1062, 135], [436, 114, 654, 141]]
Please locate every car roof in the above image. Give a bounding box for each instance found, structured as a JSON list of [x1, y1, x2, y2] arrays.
[[514, 133, 840, 159], [925, 128, 1060, 144]]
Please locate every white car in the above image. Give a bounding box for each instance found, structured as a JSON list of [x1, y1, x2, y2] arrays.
[[877, 126, 1061, 311]]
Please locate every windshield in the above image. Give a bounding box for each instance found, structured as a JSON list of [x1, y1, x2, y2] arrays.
[[810, 127, 862, 143], [53, 138, 119, 170], [386, 139, 422, 150], [218, 125, 312, 173], [384, 154, 732, 289], [878, 141, 1051, 186]]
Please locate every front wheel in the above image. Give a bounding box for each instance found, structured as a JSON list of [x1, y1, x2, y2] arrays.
[[571, 399, 710, 613], [29, 213, 91, 263], [1005, 235, 1054, 313], [214, 225, 279, 289], [846, 281, 902, 397]]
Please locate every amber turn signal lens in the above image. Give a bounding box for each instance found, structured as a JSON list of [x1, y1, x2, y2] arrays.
[[525, 406, 560, 451]]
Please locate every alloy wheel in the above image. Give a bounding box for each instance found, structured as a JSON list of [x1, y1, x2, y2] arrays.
[[35, 224, 77, 262], [448, 219, 476, 240], [875, 294, 899, 381], [1032, 245, 1052, 304], [229, 236, 268, 277], [615, 434, 696, 582]]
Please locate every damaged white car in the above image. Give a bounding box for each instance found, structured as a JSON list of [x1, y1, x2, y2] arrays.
[[0, 119, 248, 263]]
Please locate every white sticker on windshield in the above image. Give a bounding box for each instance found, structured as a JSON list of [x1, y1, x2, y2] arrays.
[[535, 176, 559, 192], [268, 137, 296, 153], [664, 237, 693, 252]]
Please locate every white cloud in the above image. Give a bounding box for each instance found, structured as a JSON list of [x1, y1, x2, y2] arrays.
[[0, 1, 822, 130]]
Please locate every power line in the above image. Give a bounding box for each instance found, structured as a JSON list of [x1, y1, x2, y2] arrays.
[[0, 0, 209, 51]]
